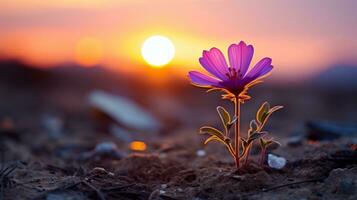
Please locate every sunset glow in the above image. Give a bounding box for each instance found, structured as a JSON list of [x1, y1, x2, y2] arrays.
[[75, 37, 103, 67], [0, 1, 356, 80]]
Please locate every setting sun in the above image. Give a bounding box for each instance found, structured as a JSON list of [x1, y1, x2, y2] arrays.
[[141, 35, 175, 68]]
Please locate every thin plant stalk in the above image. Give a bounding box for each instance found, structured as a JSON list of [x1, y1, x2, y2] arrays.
[[244, 144, 252, 165], [245, 124, 262, 166], [234, 97, 241, 168], [260, 148, 266, 166]]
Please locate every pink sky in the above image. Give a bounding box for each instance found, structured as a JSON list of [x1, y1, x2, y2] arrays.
[[0, 0, 356, 81]]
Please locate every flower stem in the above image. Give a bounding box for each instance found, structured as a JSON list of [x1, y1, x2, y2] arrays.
[[234, 97, 241, 168]]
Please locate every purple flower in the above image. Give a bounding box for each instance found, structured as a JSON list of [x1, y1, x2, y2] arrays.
[[188, 41, 273, 100]]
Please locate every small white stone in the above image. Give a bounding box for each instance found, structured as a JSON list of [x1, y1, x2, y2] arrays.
[[177, 188, 183, 192], [268, 154, 286, 169], [159, 153, 167, 159], [196, 149, 206, 157], [159, 190, 166, 195], [94, 142, 118, 153]]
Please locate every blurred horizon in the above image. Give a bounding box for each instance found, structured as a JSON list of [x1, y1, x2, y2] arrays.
[[1, 0, 357, 82]]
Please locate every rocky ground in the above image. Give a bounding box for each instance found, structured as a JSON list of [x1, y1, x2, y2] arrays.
[[1, 126, 356, 200]]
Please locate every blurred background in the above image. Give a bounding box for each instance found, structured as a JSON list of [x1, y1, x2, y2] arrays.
[[0, 0, 357, 150]]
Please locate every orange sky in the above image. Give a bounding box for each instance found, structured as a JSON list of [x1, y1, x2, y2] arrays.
[[0, 0, 357, 80]]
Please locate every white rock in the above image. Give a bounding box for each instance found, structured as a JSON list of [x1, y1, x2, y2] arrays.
[[268, 154, 286, 169], [94, 142, 118, 154], [41, 114, 64, 139], [159, 153, 167, 159], [196, 149, 206, 157], [89, 90, 160, 132]]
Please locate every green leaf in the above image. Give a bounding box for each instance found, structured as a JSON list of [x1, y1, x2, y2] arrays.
[[240, 139, 252, 158], [259, 138, 281, 149], [217, 106, 231, 127], [204, 136, 236, 158], [204, 136, 224, 145], [224, 137, 231, 143], [269, 105, 284, 113], [266, 139, 281, 147], [248, 120, 259, 136], [261, 105, 284, 128], [259, 138, 266, 148], [230, 116, 237, 124], [241, 137, 248, 147], [227, 116, 237, 131], [256, 102, 283, 130], [249, 131, 268, 142], [256, 102, 270, 124], [199, 126, 225, 141]]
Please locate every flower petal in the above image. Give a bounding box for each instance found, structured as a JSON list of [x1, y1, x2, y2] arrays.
[[256, 64, 273, 77], [200, 48, 229, 80], [245, 57, 272, 80], [188, 71, 220, 87], [228, 41, 254, 76]]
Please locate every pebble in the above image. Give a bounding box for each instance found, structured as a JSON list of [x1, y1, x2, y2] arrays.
[[78, 141, 123, 161], [268, 154, 286, 169], [287, 135, 304, 146], [324, 168, 357, 195], [41, 114, 64, 139], [159, 153, 167, 159], [305, 120, 357, 141], [89, 90, 160, 132], [196, 149, 206, 157], [232, 175, 244, 181], [94, 142, 118, 154]]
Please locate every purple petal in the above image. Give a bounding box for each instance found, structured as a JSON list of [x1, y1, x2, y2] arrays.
[[200, 48, 229, 80], [188, 71, 220, 87], [245, 57, 273, 80], [228, 41, 254, 76], [257, 64, 273, 77], [199, 57, 221, 79]]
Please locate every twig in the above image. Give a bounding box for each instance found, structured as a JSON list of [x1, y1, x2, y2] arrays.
[[160, 194, 180, 200], [102, 183, 135, 191], [0, 177, 3, 200], [111, 191, 150, 199], [0, 161, 20, 200], [0, 147, 3, 200], [1, 165, 17, 179], [0, 147, 4, 172], [82, 180, 106, 200], [241, 177, 326, 198], [32, 178, 81, 199], [262, 177, 325, 192]]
